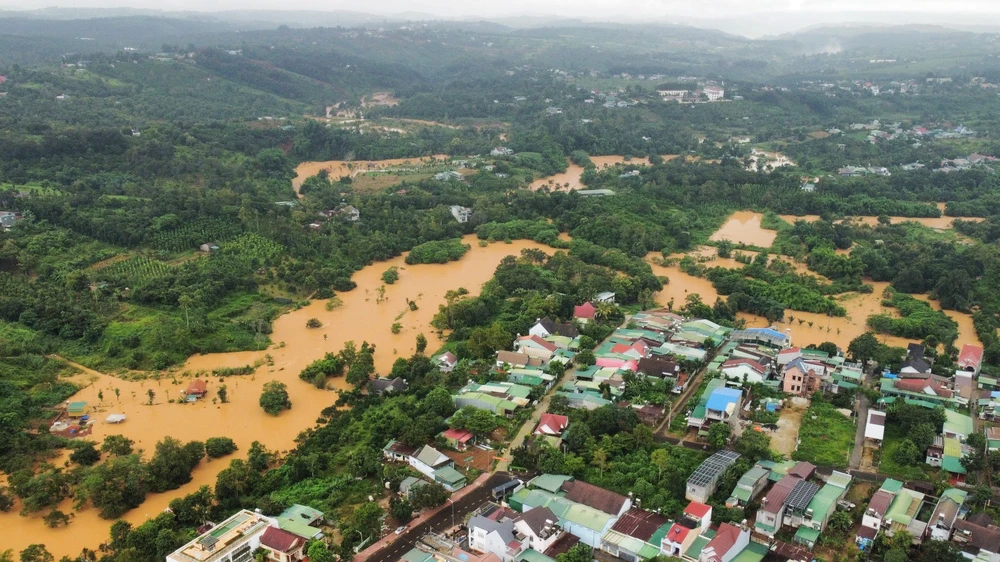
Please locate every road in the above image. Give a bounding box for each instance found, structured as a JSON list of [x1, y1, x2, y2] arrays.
[[495, 381, 561, 472], [848, 389, 871, 470], [358, 472, 514, 562]]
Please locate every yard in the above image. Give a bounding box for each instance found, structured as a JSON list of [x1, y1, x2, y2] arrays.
[[793, 401, 855, 468], [876, 429, 932, 481]]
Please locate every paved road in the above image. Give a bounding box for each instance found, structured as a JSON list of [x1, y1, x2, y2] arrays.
[[496, 383, 561, 472], [358, 472, 514, 562]]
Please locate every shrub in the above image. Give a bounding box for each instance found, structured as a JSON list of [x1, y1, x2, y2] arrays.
[[205, 437, 238, 458]]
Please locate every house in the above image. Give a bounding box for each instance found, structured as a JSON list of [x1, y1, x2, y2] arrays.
[[636, 356, 681, 379], [561, 479, 631, 517], [575, 189, 616, 197], [959, 344, 984, 374], [468, 513, 527, 562], [516, 335, 558, 361], [776, 348, 803, 366], [703, 86, 725, 101], [720, 358, 766, 384], [529, 317, 579, 339], [434, 465, 468, 491], [793, 472, 852, 549], [511, 488, 618, 547], [410, 445, 453, 479], [450, 206, 473, 223], [864, 410, 886, 442], [725, 465, 769, 508], [167, 510, 275, 562], [400, 476, 428, 498], [600, 508, 671, 562], [595, 292, 616, 304], [857, 479, 902, 549], [514, 507, 564, 554], [926, 488, 967, 541], [0, 211, 17, 228], [440, 428, 475, 451], [755, 474, 800, 537], [782, 359, 824, 397], [943, 409, 974, 441], [491, 147, 514, 156], [496, 351, 542, 370], [259, 526, 307, 562], [686, 450, 741, 503], [699, 523, 748, 562], [952, 516, 1000, 560], [275, 504, 324, 540], [535, 414, 569, 437], [383, 439, 418, 463], [435, 352, 459, 373], [573, 303, 596, 323], [334, 204, 360, 222], [369, 377, 406, 395], [705, 387, 742, 426], [661, 501, 712, 557], [728, 327, 790, 349], [435, 171, 463, 181], [880, 377, 966, 408], [883, 486, 929, 542], [67, 401, 89, 418], [183, 379, 208, 401], [901, 344, 932, 374]]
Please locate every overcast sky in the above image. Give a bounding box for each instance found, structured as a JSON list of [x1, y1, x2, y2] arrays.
[[2, 0, 999, 16]]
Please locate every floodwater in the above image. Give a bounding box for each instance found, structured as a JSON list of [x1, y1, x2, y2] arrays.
[[778, 213, 984, 230], [529, 155, 680, 192], [0, 236, 554, 558], [709, 211, 778, 247], [293, 155, 450, 195]]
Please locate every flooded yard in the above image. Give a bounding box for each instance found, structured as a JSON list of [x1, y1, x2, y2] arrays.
[[293, 155, 451, 195], [709, 211, 778, 247], [778, 213, 984, 230], [529, 155, 680, 192]]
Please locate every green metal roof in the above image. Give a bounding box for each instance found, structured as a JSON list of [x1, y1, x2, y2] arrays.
[[511, 374, 545, 387], [885, 489, 922, 525], [685, 530, 715, 559], [944, 409, 974, 437], [826, 472, 853, 490], [648, 522, 673, 547], [879, 478, 904, 493], [793, 525, 821, 545], [401, 548, 434, 562], [943, 455, 967, 475], [277, 519, 322, 539], [433, 466, 467, 485], [518, 550, 556, 562], [807, 482, 846, 522], [730, 541, 768, 562]]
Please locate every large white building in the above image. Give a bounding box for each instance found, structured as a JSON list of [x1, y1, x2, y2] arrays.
[[167, 510, 274, 562]]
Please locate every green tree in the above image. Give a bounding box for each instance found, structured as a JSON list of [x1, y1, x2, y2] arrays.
[[69, 443, 101, 466], [147, 437, 205, 493], [168, 485, 214, 526], [707, 424, 730, 449], [556, 544, 591, 562], [382, 267, 399, 285], [389, 497, 413, 522], [101, 435, 134, 457], [146, 388, 155, 405], [79, 454, 149, 519], [916, 539, 964, 562], [848, 332, 879, 365], [733, 429, 772, 461], [259, 381, 291, 415], [576, 349, 596, 367], [466, 324, 512, 359], [410, 482, 448, 509], [218, 384, 229, 403], [18, 545, 53, 562], [307, 541, 335, 562], [892, 439, 922, 465], [205, 437, 238, 458], [416, 333, 428, 354]]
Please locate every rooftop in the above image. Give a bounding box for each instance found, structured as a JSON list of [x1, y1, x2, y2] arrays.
[[169, 510, 271, 562], [688, 450, 741, 487]]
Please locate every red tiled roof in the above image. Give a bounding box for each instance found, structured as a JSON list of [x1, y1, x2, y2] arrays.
[[664, 523, 691, 545], [778, 347, 801, 355], [959, 344, 984, 369], [894, 378, 953, 398], [535, 413, 569, 436], [867, 490, 894, 517], [561, 480, 628, 515], [573, 302, 596, 319], [521, 335, 557, 352], [186, 379, 207, 395], [610, 508, 670, 541], [702, 523, 742, 561], [439, 352, 458, 364], [260, 526, 304, 553], [788, 461, 815, 480], [441, 428, 474, 443], [611, 343, 633, 354], [762, 475, 800, 514], [684, 501, 711, 519], [721, 358, 765, 374], [856, 525, 878, 540]]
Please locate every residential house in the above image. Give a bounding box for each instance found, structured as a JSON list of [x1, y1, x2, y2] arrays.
[[655, 342, 707, 363], [755, 466, 819, 539], [259, 526, 307, 562], [0, 211, 17, 228], [781, 479, 821, 529], [334, 204, 360, 222], [491, 147, 514, 156], [274, 504, 324, 540], [600, 508, 672, 562], [926, 488, 968, 541], [369, 377, 406, 396], [510, 487, 618, 547], [943, 409, 974, 441], [561, 479, 631, 517], [705, 387, 742, 427], [435, 352, 459, 373], [383, 439, 417, 463], [636, 357, 681, 380], [516, 336, 558, 362], [199, 242, 220, 252], [595, 291, 616, 304], [496, 351, 543, 370], [857, 479, 903, 549], [184, 379, 208, 401], [440, 428, 475, 451], [793, 472, 852, 549], [728, 327, 790, 349], [661, 502, 712, 557], [515, 507, 564, 554], [573, 303, 597, 323], [703, 86, 725, 101], [883, 486, 929, 543], [400, 476, 428, 498], [954, 370, 975, 402], [864, 410, 886, 443], [926, 435, 970, 480], [953, 516, 1000, 561], [959, 344, 984, 375], [699, 523, 749, 562], [529, 317, 580, 339], [720, 358, 767, 385], [468, 514, 527, 562], [455, 390, 521, 417], [725, 465, 769, 508], [166, 510, 275, 562], [434, 465, 468, 492], [686, 450, 741, 503], [410, 445, 453, 479], [901, 344, 932, 374], [450, 205, 473, 223], [535, 414, 569, 437], [880, 377, 966, 408], [782, 359, 824, 397]]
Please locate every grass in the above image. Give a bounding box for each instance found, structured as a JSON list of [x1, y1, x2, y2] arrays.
[[792, 400, 855, 468], [877, 429, 932, 481]]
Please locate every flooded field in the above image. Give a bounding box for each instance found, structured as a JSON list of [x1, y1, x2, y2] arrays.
[[709, 211, 778, 247], [529, 155, 680, 192], [0, 236, 554, 558], [778, 213, 984, 230], [293, 155, 450, 195]]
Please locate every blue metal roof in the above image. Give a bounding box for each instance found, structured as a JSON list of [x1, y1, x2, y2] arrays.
[[706, 387, 742, 411], [746, 327, 789, 340]]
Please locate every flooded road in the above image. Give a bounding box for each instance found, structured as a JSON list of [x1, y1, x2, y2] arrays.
[[0, 236, 554, 558], [709, 211, 778, 247]]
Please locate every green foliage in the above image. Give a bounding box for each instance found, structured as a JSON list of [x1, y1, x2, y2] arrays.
[[410, 482, 448, 510], [404, 239, 470, 265], [205, 437, 239, 459], [298, 352, 345, 386], [382, 267, 400, 285], [69, 442, 101, 466], [147, 437, 205, 493], [259, 381, 291, 415], [867, 288, 959, 346], [79, 454, 149, 519], [101, 435, 135, 457], [793, 400, 855, 468]]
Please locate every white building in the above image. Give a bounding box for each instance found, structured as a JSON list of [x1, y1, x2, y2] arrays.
[[167, 510, 274, 562]]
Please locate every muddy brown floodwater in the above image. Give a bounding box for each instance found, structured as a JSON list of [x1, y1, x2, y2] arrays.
[[293, 155, 451, 195], [529, 155, 681, 192], [0, 236, 555, 558], [778, 211, 984, 230], [709, 211, 778, 247]]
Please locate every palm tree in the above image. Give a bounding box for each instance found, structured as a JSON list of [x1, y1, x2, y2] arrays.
[[595, 302, 617, 321]]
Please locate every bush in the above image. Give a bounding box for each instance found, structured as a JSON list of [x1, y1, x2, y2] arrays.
[[382, 267, 400, 284], [405, 239, 471, 265], [260, 381, 291, 415], [391, 323, 402, 334], [205, 437, 238, 458], [306, 318, 322, 329]]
